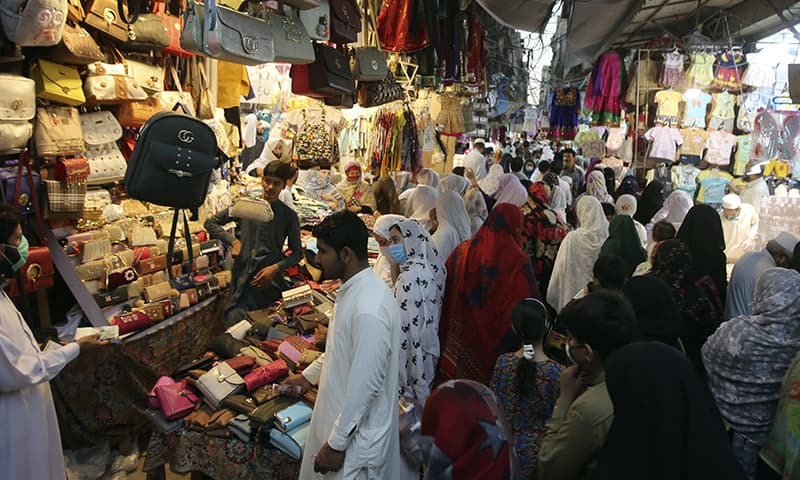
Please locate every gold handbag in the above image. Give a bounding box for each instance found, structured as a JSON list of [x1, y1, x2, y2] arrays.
[[50, 24, 105, 65], [118, 96, 166, 128], [30, 59, 86, 106], [34, 106, 86, 157]]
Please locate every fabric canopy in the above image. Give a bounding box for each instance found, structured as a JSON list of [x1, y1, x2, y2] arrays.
[[476, 0, 556, 33]]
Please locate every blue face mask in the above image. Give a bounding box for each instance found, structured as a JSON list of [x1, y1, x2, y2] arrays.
[[388, 244, 408, 264]]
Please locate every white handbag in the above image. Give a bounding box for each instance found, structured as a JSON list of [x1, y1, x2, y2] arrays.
[[298, 0, 330, 41], [127, 59, 165, 95], [86, 143, 126, 185], [153, 64, 196, 115], [0, 0, 67, 47], [84, 75, 148, 104], [230, 197, 274, 222], [80, 110, 123, 145], [0, 75, 35, 152]]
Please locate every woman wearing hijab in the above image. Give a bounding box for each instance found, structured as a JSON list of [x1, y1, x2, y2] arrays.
[[547, 196, 609, 311], [623, 276, 683, 349], [490, 299, 562, 479], [523, 159, 536, 179], [299, 168, 344, 210], [405, 185, 439, 232], [633, 180, 664, 226], [601, 215, 648, 276], [373, 175, 403, 215], [520, 183, 569, 300], [703, 268, 800, 479], [441, 174, 471, 196], [586, 170, 614, 204], [439, 204, 540, 384], [677, 204, 728, 302], [244, 137, 291, 176], [386, 219, 445, 409], [615, 176, 638, 199], [492, 174, 528, 208], [421, 379, 522, 480], [615, 194, 647, 248], [647, 190, 693, 244], [594, 342, 746, 480], [478, 161, 504, 197], [463, 187, 489, 236], [431, 191, 472, 261], [762, 351, 800, 479], [416, 168, 442, 192], [336, 161, 377, 214], [602, 167, 617, 199], [542, 171, 567, 223], [372, 214, 407, 287], [650, 239, 723, 370]]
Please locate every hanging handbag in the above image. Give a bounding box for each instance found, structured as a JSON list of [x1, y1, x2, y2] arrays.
[[179, 0, 204, 55], [328, 0, 359, 44], [83, 54, 148, 104], [55, 156, 90, 186], [34, 106, 86, 157], [126, 59, 165, 94], [30, 59, 86, 106], [127, 13, 169, 50], [155, 0, 193, 57], [351, 47, 387, 81], [0, 75, 35, 153], [196, 362, 245, 408], [84, 0, 129, 42], [193, 59, 215, 119], [50, 24, 105, 65], [0, 0, 67, 47], [155, 379, 199, 420], [308, 43, 355, 97], [298, 0, 330, 41], [66, 0, 84, 22], [246, 3, 314, 64], [45, 179, 86, 213], [0, 167, 40, 218], [5, 151, 54, 297], [357, 72, 404, 107], [80, 110, 122, 145], [118, 96, 166, 128], [203, 0, 275, 65], [86, 142, 127, 185]]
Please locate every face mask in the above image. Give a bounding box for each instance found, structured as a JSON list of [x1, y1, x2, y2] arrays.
[[0, 235, 27, 277], [389, 244, 408, 264]]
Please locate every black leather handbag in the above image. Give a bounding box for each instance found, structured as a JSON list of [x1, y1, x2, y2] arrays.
[[308, 43, 355, 98]]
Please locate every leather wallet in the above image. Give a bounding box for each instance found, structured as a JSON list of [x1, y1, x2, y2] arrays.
[[244, 359, 289, 392], [196, 362, 245, 409], [270, 423, 310, 460], [173, 355, 216, 379], [94, 285, 129, 308], [137, 255, 167, 275], [229, 414, 252, 442], [248, 396, 296, 424], [274, 401, 312, 432]]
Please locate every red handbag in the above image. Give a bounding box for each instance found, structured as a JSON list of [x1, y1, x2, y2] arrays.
[[148, 376, 176, 408], [377, 0, 428, 53], [329, 0, 361, 44], [261, 338, 283, 358], [5, 150, 54, 297], [244, 359, 289, 392], [155, 380, 200, 420], [55, 156, 90, 187], [155, 1, 194, 57], [290, 64, 327, 99], [225, 355, 256, 374], [110, 311, 153, 335]]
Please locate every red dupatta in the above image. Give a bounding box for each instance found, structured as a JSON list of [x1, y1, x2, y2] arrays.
[[438, 203, 541, 384]]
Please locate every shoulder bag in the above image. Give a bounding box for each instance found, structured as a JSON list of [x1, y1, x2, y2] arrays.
[[0, 75, 35, 153], [155, 380, 200, 420], [357, 71, 404, 108], [0, 0, 67, 47], [30, 59, 86, 106], [118, 96, 166, 128], [298, 0, 330, 41], [84, 0, 130, 42], [154, 0, 193, 57], [308, 42, 355, 97], [351, 47, 387, 81], [154, 62, 196, 116], [127, 13, 169, 50], [197, 362, 245, 408], [329, 0, 359, 44], [126, 58, 165, 94], [83, 56, 148, 104], [49, 24, 105, 65], [34, 106, 86, 157], [246, 2, 314, 64], [203, 0, 275, 65]]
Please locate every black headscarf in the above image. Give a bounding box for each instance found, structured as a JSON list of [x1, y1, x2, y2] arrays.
[[594, 342, 746, 480], [676, 205, 728, 300], [623, 276, 682, 348], [602, 167, 616, 199], [633, 180, 664, 226], [615, 176, 638, 199]]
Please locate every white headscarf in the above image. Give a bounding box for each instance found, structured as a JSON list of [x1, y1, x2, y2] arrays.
[[548, 183, 568, 223], [432, 191, 472, 261], [478, 163, 504, 196], [405, 185, 439, 232], [441, 174, 471, 196], [493, 174, 528, 208], [417, 169, 442, 192], [372, 214, 407, 287], [244, 138, 291, 175], [547, 196, 610, 311], [616, 194, 647, 248], [647, 190, 693, 245], [464, 187, 489, 236]]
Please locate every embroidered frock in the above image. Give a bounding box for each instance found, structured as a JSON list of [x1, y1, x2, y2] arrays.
[[712, 51, 747, 90], [661, 50, 686, 88], [584, 51, 625, 125], [549, 87, 581, 140]]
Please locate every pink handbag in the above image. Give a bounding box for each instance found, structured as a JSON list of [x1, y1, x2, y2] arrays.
[[147, 376, 175, 409], [244, 359, 289, 392], [155, 380, 200, 420]]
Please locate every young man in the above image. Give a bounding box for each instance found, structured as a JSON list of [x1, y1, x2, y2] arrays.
[[205, 161, 302, 326], [284, 211, 405, 479], [510, 156, 528, 182], [538, 291, 635, 480], [561, 148, 585, 198], [463, 139, 487, 180]]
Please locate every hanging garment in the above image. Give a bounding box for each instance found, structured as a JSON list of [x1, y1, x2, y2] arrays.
[[682, 90, 712, 128], [742, 52, 776, 89], [678, 127, 709, 165], [737, 89, 770, 133], [733, 135, 752, 176], [696, 170, 733, 204], [654, 89, 683, 124], [704, 130, 737, 166], [686, 52, 715, 87], [712, 51, 747, 91], [661, 50, 686, 88], [584, 52, 625, 125], [644, 125, 683, 162], [548, 87, 580, 140], [672, 164, 701, 197]]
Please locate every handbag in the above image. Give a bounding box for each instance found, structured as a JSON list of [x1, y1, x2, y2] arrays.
[[226, 319, 252, 340], [30, 59, 86, 106], [248, 395, 296, 424], [329, 0, 359, 44], [80, 110, 123, 145], [155, 380, 200, 420], [229, 197, 274, 223], [282, 284, 312, 308], [147, 375, 175, 408], [204, 0, 275, 65], [45, 179, 86, 213], [244, 359, 289, 392], [137, 254, 166, 274], [274, 401, 312, 432], [197, 362, 245, 408], [298, 0, 329, 41], [0, 167, 40, 217], [76, 259, 105, 280], [103, 252, 139, 290], [0, 75, 35, 153], [224, 355, 256, 373], [357, 72, 404, 107], [81, 238, 112, 263], [239, 345, 273, 366], [246, 4, 314, 64], [85, 142, 127, 185], [127, 13, 169, 50], [84, 54, 148, 104], [143, 280, 171, 302], [34, 106, 86, 157], [126, 59, 165, 95], [222, 395, 258, 415], [206, 332, 247, 358], [155, 0, 193, 57], [110, 310, 152, 334], [269, 423, 310, 460], [308, 43, 355, 98], [0, 0, 68, 47], [50, 24, 105, 65], [118, 96, 166, 128], [193, 59, 215, 119], [351, 47, 387, 81], [229, 414, 252, 441], [84, 0, 129, 42], [154, 63, 196, 115]]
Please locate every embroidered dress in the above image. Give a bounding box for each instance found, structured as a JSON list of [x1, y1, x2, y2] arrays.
[[713, 51, 747, 90], [661, 51, 686, 88], [548, 88, 580, 140], [584, 52, 625, 125]]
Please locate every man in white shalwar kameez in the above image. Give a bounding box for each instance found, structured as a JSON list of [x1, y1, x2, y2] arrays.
[[285, 211, 405, 479], [0, 204, 106, 479]]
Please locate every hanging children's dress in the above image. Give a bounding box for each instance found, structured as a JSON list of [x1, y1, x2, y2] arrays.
[[712, 51, 747, 90], [661, 50, 685, 88], [686, 51, 715, 87], [742, 52, 775, 89], [549, 87, 580, 140]]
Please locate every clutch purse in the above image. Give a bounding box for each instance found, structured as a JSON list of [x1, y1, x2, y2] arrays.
[[270, 423, 310, 460], [76, 259, 105, 281], [103, 253, 139, 291], [148, 375, 175, 409], [137, 255, 167, 275], [282, 284, 313, 309], [110, 310, 152, 334], [224, 355, 256, 374], [81, 238, 111, 263], [144, 280, 172, 303], [239, 346, 273, 366], [274, 401, 312, 432], [229, 197, 274, 223], [226, 319, 252, 340], [244, 359, 289, 392], [155, 380, 200, 420], [196, 362, 246, 408]]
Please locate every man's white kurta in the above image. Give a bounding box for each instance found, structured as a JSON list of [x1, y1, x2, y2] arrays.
[[300, 268, 403, 479], [0, 290, 80, 479]]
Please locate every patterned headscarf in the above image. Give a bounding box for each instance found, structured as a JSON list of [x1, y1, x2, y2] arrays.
[[587, 170, 614, 204]]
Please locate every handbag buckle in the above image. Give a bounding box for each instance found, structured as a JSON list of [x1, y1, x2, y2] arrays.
[[26, 263, 41, 283], [243, 35, 259, 54]]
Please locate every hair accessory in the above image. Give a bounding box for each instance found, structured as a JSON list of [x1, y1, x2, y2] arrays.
[[523, 344, 535, 361]]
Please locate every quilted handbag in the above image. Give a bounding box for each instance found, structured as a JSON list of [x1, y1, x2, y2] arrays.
[[49, 24, 105, 65], [308, 43, 354, 97], [110, 310, 152, 334], [155, 380, 200, 420], [30, 59, 86, 106], [45, 179, 86, 213], [243, 358, 289, 392], [154, 1, 193, 57], [127, 13, 169, 50], [147, 376, 175, 408], [85, 142, 127, 185], [351, 47, 387, 81], [298, 0, 329, 41], [118, 96, 166, 128], [0, 75, 35, 153], [0, 0, 67, 47], [197, 362, 245, 408], [357, 72, 404, 107], [247, 4, 314, 64], [204, 0, 275, 65], [84, 0, 129, 42], [127, 59, 165, 94], [329, 0, 360, 44], [269, 423, 310, 460], [34, 106, 86, 157]]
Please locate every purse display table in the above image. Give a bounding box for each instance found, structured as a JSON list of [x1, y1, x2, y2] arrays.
[[52, 294, 227, 449], [143, 430, 300, 480]]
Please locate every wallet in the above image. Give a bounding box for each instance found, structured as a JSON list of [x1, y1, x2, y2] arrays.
[[144, 281, 172, 303], [229, 414, 252, 442], [196, 363, 245, 409], [137, 255, 167, 275], [270, 423, 310, 460], [222, 394, 258, 415], [224, 355, 256, 374], [274, 401, 313, 432], [244, 359, 289, 392], [94, 286, 129, 308]]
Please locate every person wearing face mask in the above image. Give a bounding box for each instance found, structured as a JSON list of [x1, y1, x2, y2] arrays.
[[538, 291, 635, 480], [0, 204, 108, 479], [372, 214, 407, 288], [335, 161, 376, 214], [522, 158, 537, 179], [205, 161, 303, 326]]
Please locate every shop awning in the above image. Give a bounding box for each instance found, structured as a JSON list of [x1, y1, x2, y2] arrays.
[[476, 0, 557, 33]]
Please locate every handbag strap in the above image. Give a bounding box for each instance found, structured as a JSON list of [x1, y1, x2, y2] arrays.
[[118, 0, 143, 25], [13, 151, 46, 247], [166, 209, 194, 281]]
